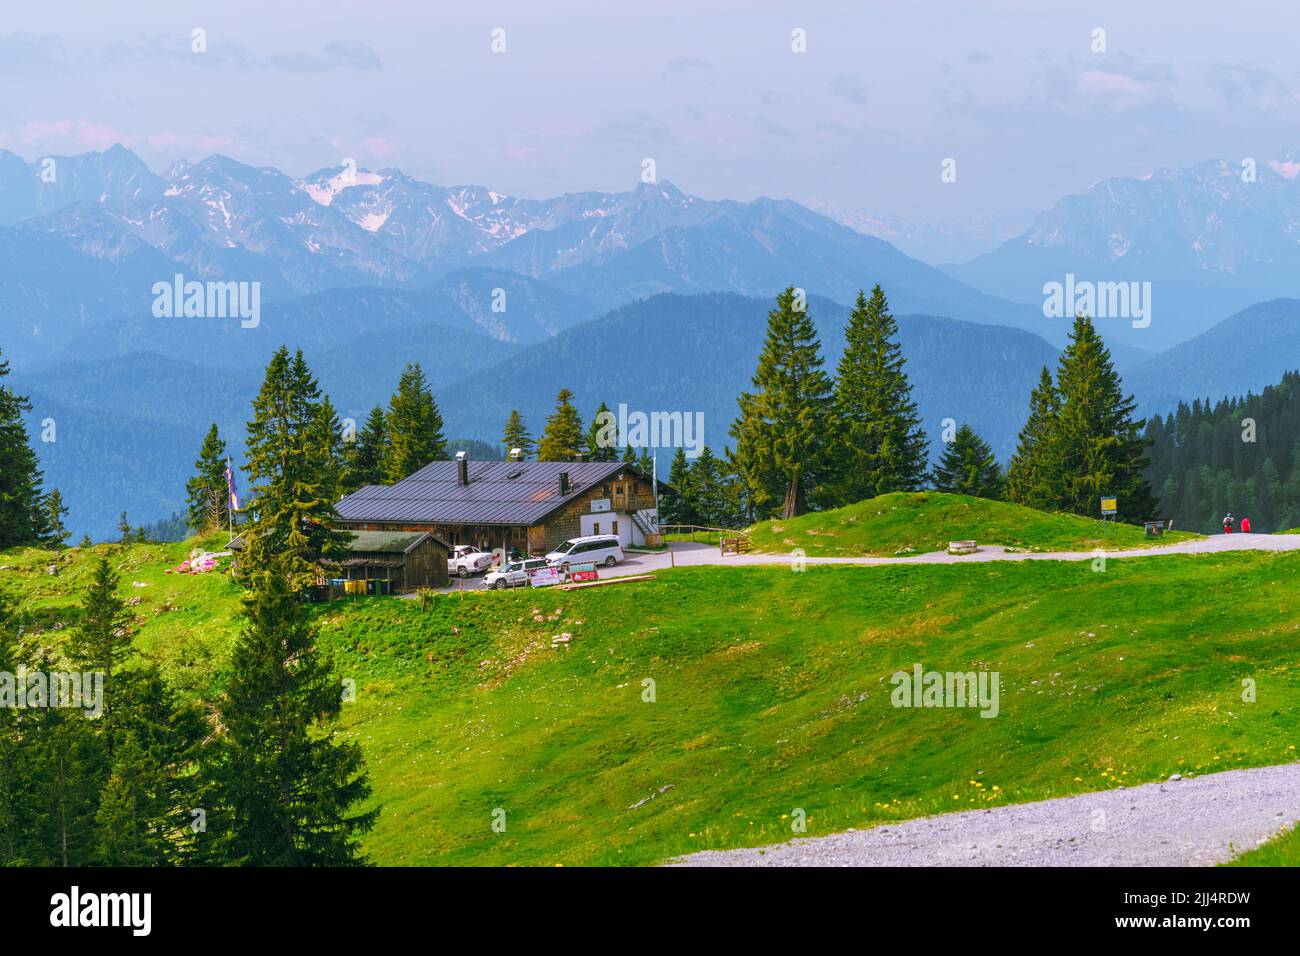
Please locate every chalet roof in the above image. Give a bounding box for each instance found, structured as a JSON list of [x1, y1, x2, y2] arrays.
[[336, 460, 649, 528], [345, 530, 441, 554]]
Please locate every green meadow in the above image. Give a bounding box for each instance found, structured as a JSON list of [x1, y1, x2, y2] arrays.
[[746, 491, 1201, 556], [4, 521, 1296, 866]]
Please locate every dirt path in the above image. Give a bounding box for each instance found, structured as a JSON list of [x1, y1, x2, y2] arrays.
[[673, 762, 1300, 867]]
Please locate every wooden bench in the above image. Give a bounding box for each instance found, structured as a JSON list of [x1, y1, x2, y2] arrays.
[[720, 536, 752, 556], [1143, 519, 1173, 537]]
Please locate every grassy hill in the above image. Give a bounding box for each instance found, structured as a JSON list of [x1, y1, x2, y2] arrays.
[[3, 532, 1296, 866], [746, 492, 1202, 557]]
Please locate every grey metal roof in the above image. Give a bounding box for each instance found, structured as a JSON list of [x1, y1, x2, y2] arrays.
[[336, 460, 649, 528], [345, 530, 436, 554]]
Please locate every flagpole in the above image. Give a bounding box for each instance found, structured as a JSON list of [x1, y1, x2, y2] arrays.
[[227, 455, 234, 546]]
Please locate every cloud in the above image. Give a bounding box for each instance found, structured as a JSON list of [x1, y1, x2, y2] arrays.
[[0, 118, 235, 154], [92, 34, 381, 72], [829, 73, 869, 107], [1204, 62, 1297, 109], [664, 57, 712, 79], [0, 32, 68, 74]]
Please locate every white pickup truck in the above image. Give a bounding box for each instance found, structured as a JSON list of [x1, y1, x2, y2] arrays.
[[448, 545, 494, 578]]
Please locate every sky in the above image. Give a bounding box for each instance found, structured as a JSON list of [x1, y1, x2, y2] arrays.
[[4, 0, 1300, 248]]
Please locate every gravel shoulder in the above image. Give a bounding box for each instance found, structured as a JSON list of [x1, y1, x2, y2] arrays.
[[672, 762, 1300, 867]]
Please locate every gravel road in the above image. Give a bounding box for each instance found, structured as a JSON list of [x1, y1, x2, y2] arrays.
[[673, 762, 1300, 867]]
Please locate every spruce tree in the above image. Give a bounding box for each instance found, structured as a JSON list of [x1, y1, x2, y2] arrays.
[[1005, 366, 1062, 510], [689, 446, 727, 526], [0, 350, 46, 549], [537, 389, 585, 461], [67, 557, 131, 757], [831, 286, 928, 504], [185, 423, 229, 533], [209, 573, 377, 865], [243, 347, 352, 592], [42, 489, 70, 548], [931, 424, 1004, 499], [661, 448, 693, 524], [1053, 315, 1156, 521], [384, 363, 446, 481], [343, 406, 389, 493], [501, 410, 534, 460], [730, 286, 835, 517], [585, 402, 618, 461]]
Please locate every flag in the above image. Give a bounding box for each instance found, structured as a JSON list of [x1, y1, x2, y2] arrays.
[[225, 461, 240, 512]]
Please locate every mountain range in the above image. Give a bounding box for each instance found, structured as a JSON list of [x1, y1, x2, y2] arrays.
[[5, 146, 1300, 537], [945, 157, 1300, 348]]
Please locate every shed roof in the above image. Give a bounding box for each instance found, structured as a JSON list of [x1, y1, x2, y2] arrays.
[[336, 460, 649, 528], [345, 530, 441, 554]]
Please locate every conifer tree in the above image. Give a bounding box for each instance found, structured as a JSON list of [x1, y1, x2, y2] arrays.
[[931, 424, 1004, 498], [42, 489, 70, 548], [501, 410, 534, 460], [831, 286, 928, 504], [243, 347, 351, 592], [537, 389, 585, 461], [585, 402, 618, 461], [1005, 366, 1062, 510], [1052, 315, 1156, 521], [342, 406, 389, 493], [384, 363, 445, 481], [730, 286, 835, 517], [0, 351, 46, 549], [688, 446, 727, 526], [67, 557, 131, 757], [185, 423, 229, 533], [661, 447, 693, 524], [209, 573, 377, 865]]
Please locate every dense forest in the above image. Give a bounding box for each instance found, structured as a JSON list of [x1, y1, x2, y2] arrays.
[[1146, 370, 1300, 533]]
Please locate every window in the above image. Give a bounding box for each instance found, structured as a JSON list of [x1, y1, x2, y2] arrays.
[[612, 520, 619, 535], [593, 522, 600, 535]]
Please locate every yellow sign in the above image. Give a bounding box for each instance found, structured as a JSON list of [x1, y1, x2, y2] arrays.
[[1100, 496, 1117, 514]]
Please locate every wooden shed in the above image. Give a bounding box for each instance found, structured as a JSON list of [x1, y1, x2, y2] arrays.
[[338, 530, 449, 593]]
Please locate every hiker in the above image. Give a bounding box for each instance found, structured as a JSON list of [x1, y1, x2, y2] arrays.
[[1222, 513, 1234, 534], [1241, 516, 1252, 533]]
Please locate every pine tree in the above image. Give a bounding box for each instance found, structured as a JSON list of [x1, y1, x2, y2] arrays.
[[831, 286, 928, 504], [209, 573, 377, 865], [0, 350, 46, 549], [1005, 366, 1062, 510], [1052, 315, 1156, 521], [117, 512, 132, 545], [343, 406, 389, 493], [931, 424, 1004, 498], [537, 389, 585, 461], [689, 447, 727, 526], [185, 423, 229, 533], [384, 363, 446, 481], [661, 448, 694, 524], [501, 410, 534, 460], [42, 489, 70, 548], [242, 347, 352, 592], [67, 557, 131, 757], [730, 286, 835, 518], [585, 402, 618, 461]]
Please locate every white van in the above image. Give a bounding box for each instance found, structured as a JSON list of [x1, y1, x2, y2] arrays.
[[546, 534, 624, 570]]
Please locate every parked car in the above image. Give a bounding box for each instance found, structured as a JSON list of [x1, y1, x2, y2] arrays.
[[484, 557, 552, 590], [449, 544, 494, 578], [546, 534, 624, 571]]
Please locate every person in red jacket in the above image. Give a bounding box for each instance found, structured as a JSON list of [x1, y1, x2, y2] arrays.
[[1222, 513, 1234, 534], [1241, 516, 1251, 533]]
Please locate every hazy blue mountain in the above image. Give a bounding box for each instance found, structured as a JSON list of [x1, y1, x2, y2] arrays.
[[1126, 298, 1300, 414], [436, 292, 1060, 468], [945, 157, 1300, 348]]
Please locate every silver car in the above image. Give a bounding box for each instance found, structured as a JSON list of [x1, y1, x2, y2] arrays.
[[484, 557, 551, 590]]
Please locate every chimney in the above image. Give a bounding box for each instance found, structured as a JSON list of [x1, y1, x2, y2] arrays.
[[558, 471, 571, 496], [456, 450, 469, 486]]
